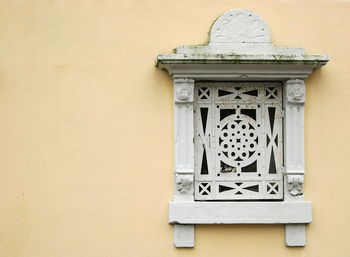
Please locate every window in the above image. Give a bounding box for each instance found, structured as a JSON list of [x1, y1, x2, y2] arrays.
[[156, 9, 328, 248], [195, 82, 283, 200]]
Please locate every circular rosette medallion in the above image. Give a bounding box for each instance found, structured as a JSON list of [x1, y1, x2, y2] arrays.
[[218, 113, 259, 167]]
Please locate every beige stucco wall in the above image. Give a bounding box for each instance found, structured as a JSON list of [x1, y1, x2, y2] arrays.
[[0, 0, 349, 256]]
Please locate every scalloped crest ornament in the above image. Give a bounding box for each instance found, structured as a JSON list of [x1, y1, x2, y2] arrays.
[[210, 9, 271, 44]]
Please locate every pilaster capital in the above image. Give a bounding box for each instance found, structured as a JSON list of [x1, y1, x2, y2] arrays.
[[285, 79, 305, 104], [173, 78, 195, 103]]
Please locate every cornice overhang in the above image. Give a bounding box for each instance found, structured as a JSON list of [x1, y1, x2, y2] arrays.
[[156, 53, 329, 80]]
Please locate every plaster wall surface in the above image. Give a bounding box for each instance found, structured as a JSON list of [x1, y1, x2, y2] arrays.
[[0, 1, 348, 256]]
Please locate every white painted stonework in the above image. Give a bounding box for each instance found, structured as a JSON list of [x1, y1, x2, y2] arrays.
[[156, 9, 329, 248], [169, 202, 312, 224], [209, 9, 271, 44], [194, 82, 284, 200]]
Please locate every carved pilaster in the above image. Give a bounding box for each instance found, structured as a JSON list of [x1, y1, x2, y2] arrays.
[[283, 79, 305, 198], [173, 78, 195, 200], [173, 78, 195, 247], [283, 79, 306, 246]]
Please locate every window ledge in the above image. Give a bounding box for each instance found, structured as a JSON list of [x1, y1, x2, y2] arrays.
[[169, 201, 312, 224]]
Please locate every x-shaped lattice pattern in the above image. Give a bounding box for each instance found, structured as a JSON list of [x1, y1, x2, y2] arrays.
[[199, 182, 211, 195], [266, 87, 278, 99], [267, 182, 279, 194], [198, 87, 210, 99]]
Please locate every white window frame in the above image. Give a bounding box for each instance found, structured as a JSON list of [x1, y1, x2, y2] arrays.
[[156, 9, 329, 248]]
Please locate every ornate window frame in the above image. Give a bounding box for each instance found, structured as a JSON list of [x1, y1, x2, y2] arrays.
[[156, 9, 328, 248]]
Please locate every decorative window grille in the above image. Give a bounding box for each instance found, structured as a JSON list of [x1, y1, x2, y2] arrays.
[[156, 9, 328, 248], [194, 82, 283, 200]]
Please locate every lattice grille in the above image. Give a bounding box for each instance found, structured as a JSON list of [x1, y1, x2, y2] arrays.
[[194, 82, 283, 200]]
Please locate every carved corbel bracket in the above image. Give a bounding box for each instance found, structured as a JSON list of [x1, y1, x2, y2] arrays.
[[287, 174, 304, 196], [175, 174, 193, 194], [174, 78, 194, 103], [285, 79, 305, 104]]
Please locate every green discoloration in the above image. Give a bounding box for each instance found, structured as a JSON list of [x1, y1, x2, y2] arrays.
[[155, 52, 329, 68], [156, 56, 328, 67], [272, 54, 297, 60]]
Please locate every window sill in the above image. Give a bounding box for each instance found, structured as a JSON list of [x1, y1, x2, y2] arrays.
[[169, 201, 312, 224]]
